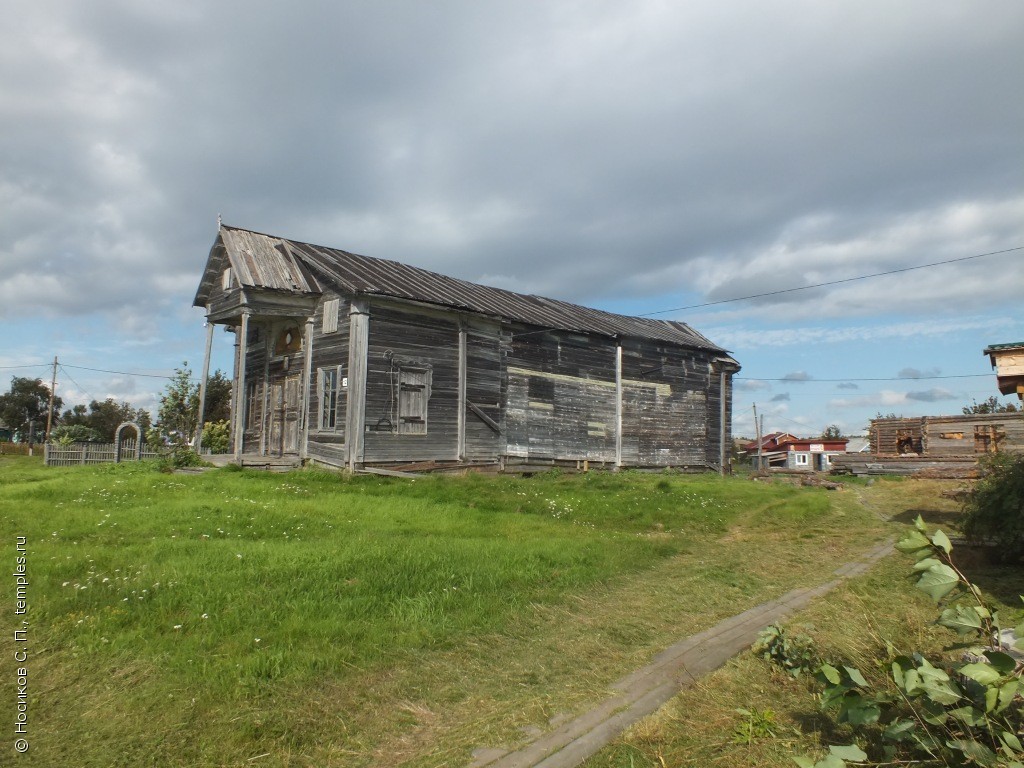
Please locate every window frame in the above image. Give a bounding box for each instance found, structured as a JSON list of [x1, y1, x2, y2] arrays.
[[793, 452, 809, 466], [318, 365, 343, 431]]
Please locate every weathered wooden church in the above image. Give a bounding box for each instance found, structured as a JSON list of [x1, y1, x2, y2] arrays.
[[193, 225, 740, 472]]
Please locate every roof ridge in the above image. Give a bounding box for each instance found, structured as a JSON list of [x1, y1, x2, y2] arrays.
[[217, 225, 732, 354]]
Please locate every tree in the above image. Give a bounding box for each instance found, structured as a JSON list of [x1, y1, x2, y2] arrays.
[[0, 377, 62, 442], [156, 363, 200, 443], [60, 399, 153, 442], [821, 424, 842, 439], [204, 370, 233, 424], [962, 395, 1018, 415], [154, 363, 231, 444], [83, 398, 152, 442]]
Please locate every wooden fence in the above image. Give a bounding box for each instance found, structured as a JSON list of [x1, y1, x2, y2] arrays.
[[44, 440, 161, 467], [0, 442, 39, 456]]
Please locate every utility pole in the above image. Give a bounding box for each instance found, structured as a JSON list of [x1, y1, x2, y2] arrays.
[[753, 403, 763, 470], [45, 356, 58, 442]]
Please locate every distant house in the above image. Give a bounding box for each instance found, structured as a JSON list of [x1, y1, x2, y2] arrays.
[[743, 432, 849, 471], [984, 342, 1024, 403], [193, 225, 741, 472]]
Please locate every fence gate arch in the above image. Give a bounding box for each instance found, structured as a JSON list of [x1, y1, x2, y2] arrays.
[[114, 422, 143, 463]]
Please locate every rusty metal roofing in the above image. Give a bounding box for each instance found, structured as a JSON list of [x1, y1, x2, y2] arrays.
[[199, 225, 731, 353]]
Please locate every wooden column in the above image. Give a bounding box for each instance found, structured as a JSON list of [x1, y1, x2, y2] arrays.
[[195, 316, 215, 452], [615, 342, 623, 469], [233, 311, 250, 462], [260, 326, 270, 456], [345, 299, 369, 471], [718, 368, 727, 476], [299, 317, 315, 461], [229, 324, 241, 455], [456, 324, 467, 461]]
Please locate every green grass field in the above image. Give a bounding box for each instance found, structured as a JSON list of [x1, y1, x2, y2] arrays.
[[0, 457, 898, 766]]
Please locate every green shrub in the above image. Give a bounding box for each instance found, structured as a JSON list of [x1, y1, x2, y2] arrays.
[[201, 419, 231, 454], [752, 623, 819, 677], [50, 424, 103, 444], [961, 453, 1024, 562], [155, 443, 206, 473]]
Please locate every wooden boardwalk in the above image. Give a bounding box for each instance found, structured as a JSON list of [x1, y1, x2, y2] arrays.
[[469, 538, 895, 768]]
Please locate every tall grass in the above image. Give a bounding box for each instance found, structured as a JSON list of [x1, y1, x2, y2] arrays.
[[0, 457, 882, 766]]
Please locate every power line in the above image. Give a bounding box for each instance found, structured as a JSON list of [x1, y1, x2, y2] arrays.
[[737, 373, 993, 383], [640, 245, 1024, 316], [60, 364, 178, 380], [57, 365, 96, 405]]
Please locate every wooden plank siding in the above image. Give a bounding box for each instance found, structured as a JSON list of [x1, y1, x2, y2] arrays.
[[619, 339, 717, 468], [196, 226, 741, 473], [360, 302, 462, 464], [868, 413, 1024, 457], [504, 328, 618, 464], [463, 323, 504, 462], [305, 292, 350, 464]]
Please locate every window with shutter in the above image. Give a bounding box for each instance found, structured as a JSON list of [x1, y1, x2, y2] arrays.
[[323, 298, 339, 334], [396, 367, 431, 434]]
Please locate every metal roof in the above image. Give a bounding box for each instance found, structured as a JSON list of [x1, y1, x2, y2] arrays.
[[200, 225, 732, 354]]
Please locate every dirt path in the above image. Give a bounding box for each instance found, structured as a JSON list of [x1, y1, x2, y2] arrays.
[[468, 538, 895, 768]]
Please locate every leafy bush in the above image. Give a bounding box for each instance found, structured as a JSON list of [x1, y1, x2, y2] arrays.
[[795, 517, 1024, 768], [752, 623, 819, 677], [50, 424, 103, 444], [962, 453, 1024, 563], [201, 420, 231, 454], [155, 443, 206, 473]]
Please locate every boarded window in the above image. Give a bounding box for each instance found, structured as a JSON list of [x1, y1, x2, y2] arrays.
[[396, 367, 431, 434], [222, 267, 233, 291], [528, 376, 554, 403], [323, 298, 340, 334], [319, 366, 342, 430]]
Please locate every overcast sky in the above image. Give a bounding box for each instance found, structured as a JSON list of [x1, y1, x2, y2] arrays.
[[2, 1, 1022, 437]]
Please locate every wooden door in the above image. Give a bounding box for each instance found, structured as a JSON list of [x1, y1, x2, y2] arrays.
[[269, 376, 300, 455], [283, 376, 300, 453]]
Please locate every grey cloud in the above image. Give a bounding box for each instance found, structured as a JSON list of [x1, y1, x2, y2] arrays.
[[906, 388, 956, 403], [1, 1, 1022, 321], [837, 382, 859, 390], [770, 393, 791, 402], [898, 367, 942, 379], [782, 371, 812, 383]]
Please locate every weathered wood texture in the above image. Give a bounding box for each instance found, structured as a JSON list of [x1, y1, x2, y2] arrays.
[[505, 329, 618, 464], [361, 302, 461, 463], [830, 454, 979, 478], [44, 441, 162, 466], [240, 312, 328, 456], [869, 414, 1024, 456], [464, 323, 504, 462], [619, 339, 716, 468], [924, 413, 1024, 456], [502, 330, 729, 469], [870, 417, 925, 454], [305, 292, 350, 455]]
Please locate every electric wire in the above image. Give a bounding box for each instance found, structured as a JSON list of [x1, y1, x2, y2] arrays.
[[639, 245, 1024, 316]]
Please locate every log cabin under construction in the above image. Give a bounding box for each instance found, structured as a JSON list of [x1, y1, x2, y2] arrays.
[[193, 225, 741, 473]]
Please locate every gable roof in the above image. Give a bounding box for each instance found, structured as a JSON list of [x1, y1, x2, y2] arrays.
[[195, 224, 735, 356]]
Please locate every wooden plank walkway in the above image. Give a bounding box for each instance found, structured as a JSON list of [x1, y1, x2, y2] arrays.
[[469, 538, 895, 768]]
